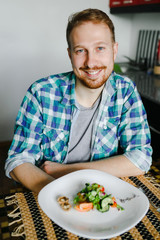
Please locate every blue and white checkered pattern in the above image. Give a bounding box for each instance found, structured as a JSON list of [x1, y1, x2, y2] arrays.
[[5, 71, 152, 177]]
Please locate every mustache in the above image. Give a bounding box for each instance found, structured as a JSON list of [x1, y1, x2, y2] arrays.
[[79, 66, 107, 71]]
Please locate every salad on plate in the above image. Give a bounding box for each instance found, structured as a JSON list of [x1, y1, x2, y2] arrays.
[[73, 183, 124, 213]]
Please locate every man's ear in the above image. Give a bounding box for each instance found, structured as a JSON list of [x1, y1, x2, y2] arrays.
[[113, 42, 118, 61], [67, 48, 71, 60]]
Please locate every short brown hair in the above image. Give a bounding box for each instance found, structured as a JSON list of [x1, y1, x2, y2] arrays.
[[66, 8, 115, 49]]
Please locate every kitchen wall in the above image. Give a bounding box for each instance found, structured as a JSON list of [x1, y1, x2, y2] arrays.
[[0, 0, 159, 141]]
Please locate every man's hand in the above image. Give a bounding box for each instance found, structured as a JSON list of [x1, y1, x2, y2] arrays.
[[41, 161, 70, 178]]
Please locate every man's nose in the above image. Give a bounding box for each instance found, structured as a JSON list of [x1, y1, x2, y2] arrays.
[[84, 51, 98, 68]]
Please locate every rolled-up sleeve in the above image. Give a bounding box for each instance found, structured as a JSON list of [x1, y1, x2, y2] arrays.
[[5, 85, 43, 178], [119, 83, 152, 172], [124, 149, 152, 172]]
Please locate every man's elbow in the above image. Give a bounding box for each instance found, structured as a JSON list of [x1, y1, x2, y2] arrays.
[[10, 169, 19, 182]]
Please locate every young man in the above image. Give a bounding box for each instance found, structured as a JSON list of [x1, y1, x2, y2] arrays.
[[5, 9, 152, 193]]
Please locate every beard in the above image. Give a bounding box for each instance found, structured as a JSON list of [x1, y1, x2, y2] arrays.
[[74, 65, 113, 89]]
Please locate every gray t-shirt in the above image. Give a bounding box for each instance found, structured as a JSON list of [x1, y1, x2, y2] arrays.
[[66, 96, 101, 163]]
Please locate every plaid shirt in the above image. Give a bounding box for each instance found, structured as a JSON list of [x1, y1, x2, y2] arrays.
[[5, 71, 152, 177]]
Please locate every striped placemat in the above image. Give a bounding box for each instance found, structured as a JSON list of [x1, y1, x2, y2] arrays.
[[2, 175, 160, 240]]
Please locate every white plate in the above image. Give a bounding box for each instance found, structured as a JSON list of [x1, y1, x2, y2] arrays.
[[38, 169, 149, 239]]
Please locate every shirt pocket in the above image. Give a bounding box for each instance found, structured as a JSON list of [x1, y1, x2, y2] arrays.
[[95, 116, 120, 155], [42, 127, 69, 162]]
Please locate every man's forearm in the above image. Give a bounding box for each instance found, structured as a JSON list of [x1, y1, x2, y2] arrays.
[[10, 162, 54, 193], [42, 155, 144, 179], [72, 155, 144, 177], [64, 155, 144, 177]]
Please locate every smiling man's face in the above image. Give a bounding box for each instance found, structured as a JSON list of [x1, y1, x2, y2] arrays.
[[68, 21, 118, 89]]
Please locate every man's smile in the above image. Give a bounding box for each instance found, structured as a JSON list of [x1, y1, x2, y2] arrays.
[[84, 69, 102, 79], [79, 66, 107, 79], [85, 70, 101, 75]]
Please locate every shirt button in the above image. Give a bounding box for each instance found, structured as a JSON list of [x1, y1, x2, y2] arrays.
[[95, 138, 99, 143]]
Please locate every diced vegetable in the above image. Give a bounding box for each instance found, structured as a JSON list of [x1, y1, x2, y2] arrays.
[[111, 197, 117, 208]]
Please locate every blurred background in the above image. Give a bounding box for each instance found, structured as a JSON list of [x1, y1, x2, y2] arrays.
[[0, 0, 160, 142]]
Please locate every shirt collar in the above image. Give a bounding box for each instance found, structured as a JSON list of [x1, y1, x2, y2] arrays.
[[60, 71, 76, 106], [102, 71, 117, 98]]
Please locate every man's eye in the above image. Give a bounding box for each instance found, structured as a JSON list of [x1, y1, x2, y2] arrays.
[[97, 47, 105, 51], [76, 49, 85, 54]]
